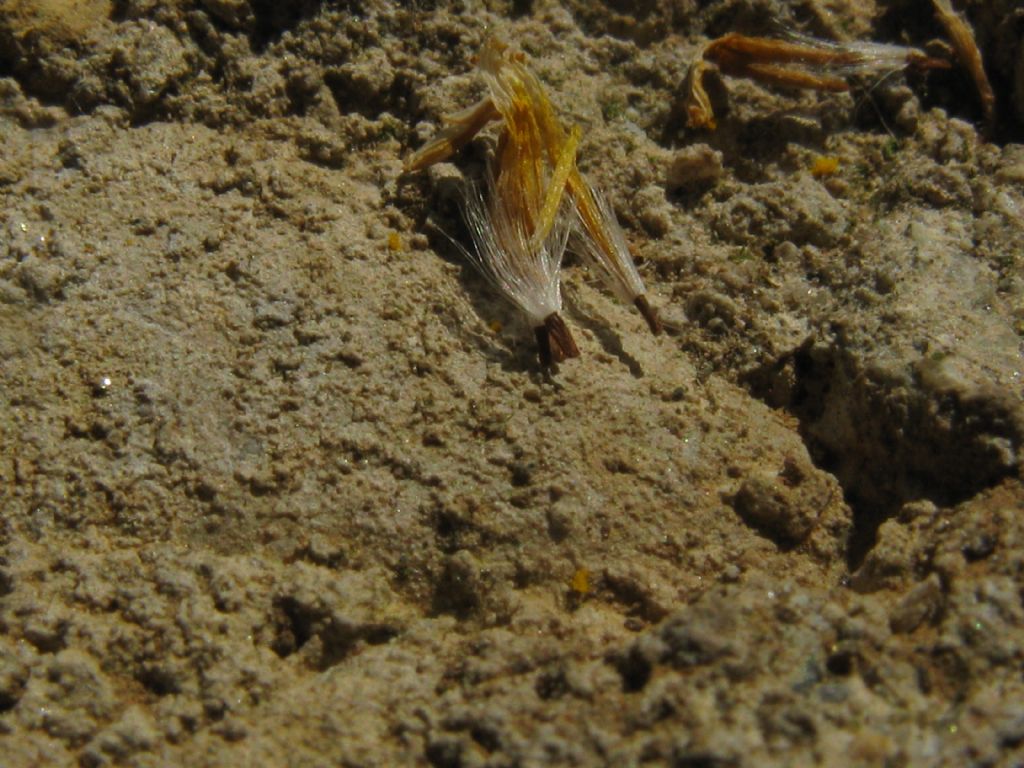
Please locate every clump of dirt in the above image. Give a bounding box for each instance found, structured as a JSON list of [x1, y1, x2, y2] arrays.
[[4, 0, 110, 38]]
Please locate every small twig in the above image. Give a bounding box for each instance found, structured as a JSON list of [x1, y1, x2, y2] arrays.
[[931, 0, 996, 130]]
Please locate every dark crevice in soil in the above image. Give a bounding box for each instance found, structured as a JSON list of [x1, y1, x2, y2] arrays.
[[271, 595, 399, 671], [137, 664, 182, 697], [613, 646, 653, 692], [0, 51, 77, 115], [743, 340, 1022, 570], [248, 0, 324, 51], [324, 69, 423, 121]]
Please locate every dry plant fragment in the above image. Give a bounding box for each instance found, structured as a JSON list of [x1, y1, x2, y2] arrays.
[[478, 38, 663, 335], [706, 33, 947, 88], [684, 32, 950, 129], [407, 37, 661, 337], [931, 0, 996, 129], [811, 155, 840, 177], [404, 97, 499, 173], [682, 58, 717, 130], [455, 56, 581, 367], [571, 180, 661, 335], [704, 33, 852, 92]]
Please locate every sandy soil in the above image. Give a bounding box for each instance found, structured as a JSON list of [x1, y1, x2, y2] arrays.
[[1, 1, 1022, 765]]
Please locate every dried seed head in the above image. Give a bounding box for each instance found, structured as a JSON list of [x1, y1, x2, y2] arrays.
[[475, 36, 660, 334], [408, 35, 662, 355], [570, 179, 661, 333], [689, 32, 950, 129]]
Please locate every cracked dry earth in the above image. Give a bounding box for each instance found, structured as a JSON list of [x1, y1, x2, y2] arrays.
[[2, 0, 1024, 766]]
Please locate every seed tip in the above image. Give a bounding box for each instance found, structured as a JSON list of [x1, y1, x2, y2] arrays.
[[634, 295, 662, 335]]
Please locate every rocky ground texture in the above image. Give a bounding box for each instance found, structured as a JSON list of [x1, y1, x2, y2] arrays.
[[1, 0, 1023, 765]]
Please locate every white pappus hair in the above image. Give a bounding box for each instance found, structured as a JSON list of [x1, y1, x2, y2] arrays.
[[457, 172, 570, 327], [782, 32, 934, 80], [571, 181, 646, 305]]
